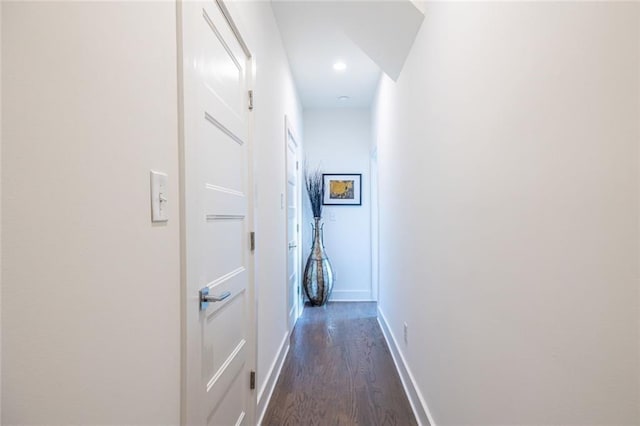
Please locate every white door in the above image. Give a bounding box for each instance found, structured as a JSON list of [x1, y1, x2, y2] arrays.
[[285, 120, 301, 330], [179, 1, 254, 425]]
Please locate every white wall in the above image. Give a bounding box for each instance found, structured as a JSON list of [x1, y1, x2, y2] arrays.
[[2, 2, 180, 424], [373, 2, 640, 424], [228, 1, 303, 420], [0, 1, 3, 419], [2, 2, 301, 424], [303, 109, 373, 301]]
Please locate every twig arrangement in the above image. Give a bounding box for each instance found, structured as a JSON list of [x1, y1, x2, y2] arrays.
[[304, 164, 324, 218]]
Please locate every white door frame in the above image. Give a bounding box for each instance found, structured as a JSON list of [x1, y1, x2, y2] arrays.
[[284, 115, 303, 328], [370, 147, 380, 302], [178, 1, 257, 424]]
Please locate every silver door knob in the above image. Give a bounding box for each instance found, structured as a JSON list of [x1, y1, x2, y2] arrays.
[[199, 288, 231, 310]]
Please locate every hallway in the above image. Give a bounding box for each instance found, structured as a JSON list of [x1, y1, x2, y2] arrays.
[[3, 1, 640, 424], [262, 303, 416, 426]]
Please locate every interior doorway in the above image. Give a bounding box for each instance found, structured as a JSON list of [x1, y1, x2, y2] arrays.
[[285, 116, 303, 331]]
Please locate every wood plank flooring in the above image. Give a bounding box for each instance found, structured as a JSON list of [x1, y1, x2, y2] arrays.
[[261, 302, 417, 426]]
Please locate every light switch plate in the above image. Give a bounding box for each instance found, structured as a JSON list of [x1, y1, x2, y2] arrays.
[[150, 171, 169, 222]]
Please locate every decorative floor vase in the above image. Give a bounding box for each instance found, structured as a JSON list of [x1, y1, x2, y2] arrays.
[[303, 217, 334, 306]]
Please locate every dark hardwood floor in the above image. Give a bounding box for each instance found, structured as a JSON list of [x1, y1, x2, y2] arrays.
[[261, 302, 417, 426]]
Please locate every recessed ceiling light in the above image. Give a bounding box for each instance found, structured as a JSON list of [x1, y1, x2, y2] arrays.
[[333, 62, 347, 71], [338, 96, 350, 101]]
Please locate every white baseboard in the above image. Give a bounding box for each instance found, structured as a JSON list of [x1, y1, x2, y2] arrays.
[[328, 299, 376, 302], [377, 307, 436, 426], [256, 331, 290, 425], [330, 289, 375, 302]]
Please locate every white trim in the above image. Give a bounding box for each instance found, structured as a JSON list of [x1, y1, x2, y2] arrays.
[[256, 331, 290, 425], [330, 289, 374, 302], [377, 307, 436, 426], [370, 151, 380, 303], [215, 0, 251, 58], [329, 299, 376, 302], [285, 114, 304, 325]]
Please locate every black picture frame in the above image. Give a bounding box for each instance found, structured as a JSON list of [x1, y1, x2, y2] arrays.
[[322, 173, 362, 206]]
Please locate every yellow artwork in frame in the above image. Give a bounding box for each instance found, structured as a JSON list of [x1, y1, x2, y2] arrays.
[[329, 180, 354, 200]]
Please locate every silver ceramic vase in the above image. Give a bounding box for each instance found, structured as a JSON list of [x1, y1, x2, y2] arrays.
[[303, 217, 334, 306]]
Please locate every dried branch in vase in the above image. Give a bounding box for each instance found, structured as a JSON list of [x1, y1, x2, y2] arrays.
[[304, 164, 323, 219]]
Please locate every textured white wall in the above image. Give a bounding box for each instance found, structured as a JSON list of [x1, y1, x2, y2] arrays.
[[2, 2, 181, 423], [373, 2, 640, 424], [303, 108, 373, 301], [230, 0, 303, 414]]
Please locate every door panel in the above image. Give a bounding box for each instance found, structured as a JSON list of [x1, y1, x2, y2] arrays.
[[180, 1, 253, 425], [201, 232, 244, 283], [286, 122, 301, 330], [207, 362, 247, 426], [204, 341, 247, 426], [202, 119, 246, 194], [203, 293, 246, 383], [198, 6, 247, 143]]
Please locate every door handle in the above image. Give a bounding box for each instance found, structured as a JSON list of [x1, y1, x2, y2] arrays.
[[199, 288, 231, 310], [288, 242, 297, 249]]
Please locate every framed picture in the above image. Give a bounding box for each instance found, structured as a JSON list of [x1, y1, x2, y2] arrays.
[[323, 174, 362, 206]]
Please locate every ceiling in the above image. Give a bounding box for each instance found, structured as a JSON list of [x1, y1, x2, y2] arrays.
[[272, 1, 425, 109]]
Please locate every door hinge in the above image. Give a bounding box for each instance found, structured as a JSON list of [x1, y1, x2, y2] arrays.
[[250, 370, 256, 390], [296, 161, 299, 170], [250, 231, 255, 251], [296, 223, 299, 233], [248, 90, 254, 111]]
